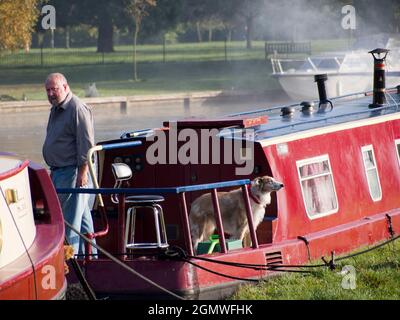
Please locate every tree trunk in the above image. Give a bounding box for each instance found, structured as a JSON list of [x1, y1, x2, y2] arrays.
[[65, 26, 70, 49], [97, 14, 114, 53], [226, 29, 232, 42], [245, 16, 253, 49], [50, 29, 55, 49], [133, 22, 140, 81], [196, 22, 202, 43], [208, 27, 212, 42], [114, 29, 120, 46]]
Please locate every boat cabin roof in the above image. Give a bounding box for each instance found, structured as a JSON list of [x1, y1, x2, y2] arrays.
[[221, 90, 400, 143], [0, 155, 25, 174]]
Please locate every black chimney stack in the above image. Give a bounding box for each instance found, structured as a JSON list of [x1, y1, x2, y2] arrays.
[[369, 48, 389, 109], [314, 74, 333, 112]]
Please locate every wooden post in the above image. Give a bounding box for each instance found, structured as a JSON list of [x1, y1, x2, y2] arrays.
[[224, 38, 228, 62], [40, 44, 44, 67], [120, 99, 128, 114], [179, 192, 194, 256], [241, 185, 259, 249], [211, 189, 227, 253], [118, 194, 126, 260], [183, 97, 190, 109], [163, 35, 166, 63]]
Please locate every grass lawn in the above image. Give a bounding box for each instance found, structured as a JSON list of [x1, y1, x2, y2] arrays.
[[0, 39, 351, 101], [0, 60, 278, 100], [231, 238, 400, 300]]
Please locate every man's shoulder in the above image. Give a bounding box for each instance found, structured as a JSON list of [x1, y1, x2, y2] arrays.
[[70, 94, 92, 112]]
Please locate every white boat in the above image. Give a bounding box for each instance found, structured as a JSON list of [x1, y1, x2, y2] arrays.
[[271, 34, 400, 100], [0, 153, 66, 299]]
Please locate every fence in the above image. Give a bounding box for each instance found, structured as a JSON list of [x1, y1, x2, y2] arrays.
[[0, 41, 267, 69], [265, 41, 312, 59]]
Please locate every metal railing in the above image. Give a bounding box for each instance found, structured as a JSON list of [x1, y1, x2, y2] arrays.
[[265, 41, 311, 59], [57, 179, 253, 258], [0, 41, 267, 68]]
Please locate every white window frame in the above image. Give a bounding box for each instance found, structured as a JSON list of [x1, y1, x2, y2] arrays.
[[395, 139, 400, 166], [361, 145, 382, 202], [296, 154, 339, 220]]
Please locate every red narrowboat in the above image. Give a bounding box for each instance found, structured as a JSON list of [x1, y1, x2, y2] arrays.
[[65, 49, 400, 299], [0, 154, 67, 300]]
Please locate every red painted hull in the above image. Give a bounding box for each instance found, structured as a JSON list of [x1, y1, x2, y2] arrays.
[[79, 209, 399, 299], [70, 97, 400, 299]]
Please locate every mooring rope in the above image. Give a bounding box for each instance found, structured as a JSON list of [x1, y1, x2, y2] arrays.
[[64, 220, 185, 300]]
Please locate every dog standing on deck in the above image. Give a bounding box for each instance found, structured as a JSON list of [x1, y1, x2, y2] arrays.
[[189, 176, 284, 251]]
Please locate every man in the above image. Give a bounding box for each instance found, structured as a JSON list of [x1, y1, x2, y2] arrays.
[[42, 73, 97, 256]]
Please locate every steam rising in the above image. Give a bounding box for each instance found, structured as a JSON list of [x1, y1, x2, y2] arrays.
[[253, 0, 397, 41]]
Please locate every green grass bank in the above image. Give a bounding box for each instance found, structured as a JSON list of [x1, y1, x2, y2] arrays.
[[0, 39, 351, 101], [232, 238, 400, 300]]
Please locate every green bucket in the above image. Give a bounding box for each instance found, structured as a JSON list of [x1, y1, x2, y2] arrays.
[[196, 235, 243, 255]]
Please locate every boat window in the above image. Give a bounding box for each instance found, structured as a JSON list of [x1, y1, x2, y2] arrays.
[[317, 59, 340, 70], [296, 155, 338, 219], [395, 139, 400, 166], [361, 145, 382, 202]]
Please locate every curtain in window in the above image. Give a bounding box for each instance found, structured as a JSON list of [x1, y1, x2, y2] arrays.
[[300, 161, 337, 216]]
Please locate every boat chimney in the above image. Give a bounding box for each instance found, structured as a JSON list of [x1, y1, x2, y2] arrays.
[[369, 48, 389, 108], [314, 74, 333, 112]]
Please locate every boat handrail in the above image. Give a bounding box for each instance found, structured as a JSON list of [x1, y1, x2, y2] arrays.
[[307, 57, 318, 71], [120, 128, 154, 139], [87, 140, 143, 207], [57, 179, 252, 257], [56, 179, 251, 195]]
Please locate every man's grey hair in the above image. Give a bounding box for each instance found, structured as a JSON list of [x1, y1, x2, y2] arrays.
[[46, 73, 68, 85]]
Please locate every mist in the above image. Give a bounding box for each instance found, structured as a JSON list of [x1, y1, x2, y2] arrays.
[[253, 0, 398, 42]]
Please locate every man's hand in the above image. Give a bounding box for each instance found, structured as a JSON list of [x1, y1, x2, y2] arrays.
[[76, 163, 89, 187]]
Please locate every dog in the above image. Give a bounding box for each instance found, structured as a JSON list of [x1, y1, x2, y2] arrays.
[[189, 176, 284, 252]]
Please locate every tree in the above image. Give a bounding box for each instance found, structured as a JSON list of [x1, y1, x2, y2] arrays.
[[45, 0, 81, 49], [211, 0, 241, 42], [181, 0, 214, 42], [233, 0, 264, 49], [126, 0, 157, 81], [0, 0, 40, 52], [75, 0, 126, 53], [185, 0, 264, 47], [139, 0, 184, 41]]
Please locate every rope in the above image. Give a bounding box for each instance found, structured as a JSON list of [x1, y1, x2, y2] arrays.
[[164, 233, 400, 274], [297, 236, 311, 262], [182, 251, 325, 269], [64, 238, 97, 300], [63, 220, 185, 300], [65, 218, 399, 288], [164, 246, 313, 279], [183, 259, 260, 283], [386, 214, 395, 239], [0, 187, 38, 299], [335, 234, 400, 262]]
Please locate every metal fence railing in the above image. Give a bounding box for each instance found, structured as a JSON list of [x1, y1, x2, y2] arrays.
[[0, 41, 267, 69]]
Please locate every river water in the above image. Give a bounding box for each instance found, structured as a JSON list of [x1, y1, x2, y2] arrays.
[[0, 93, 292, 166]]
